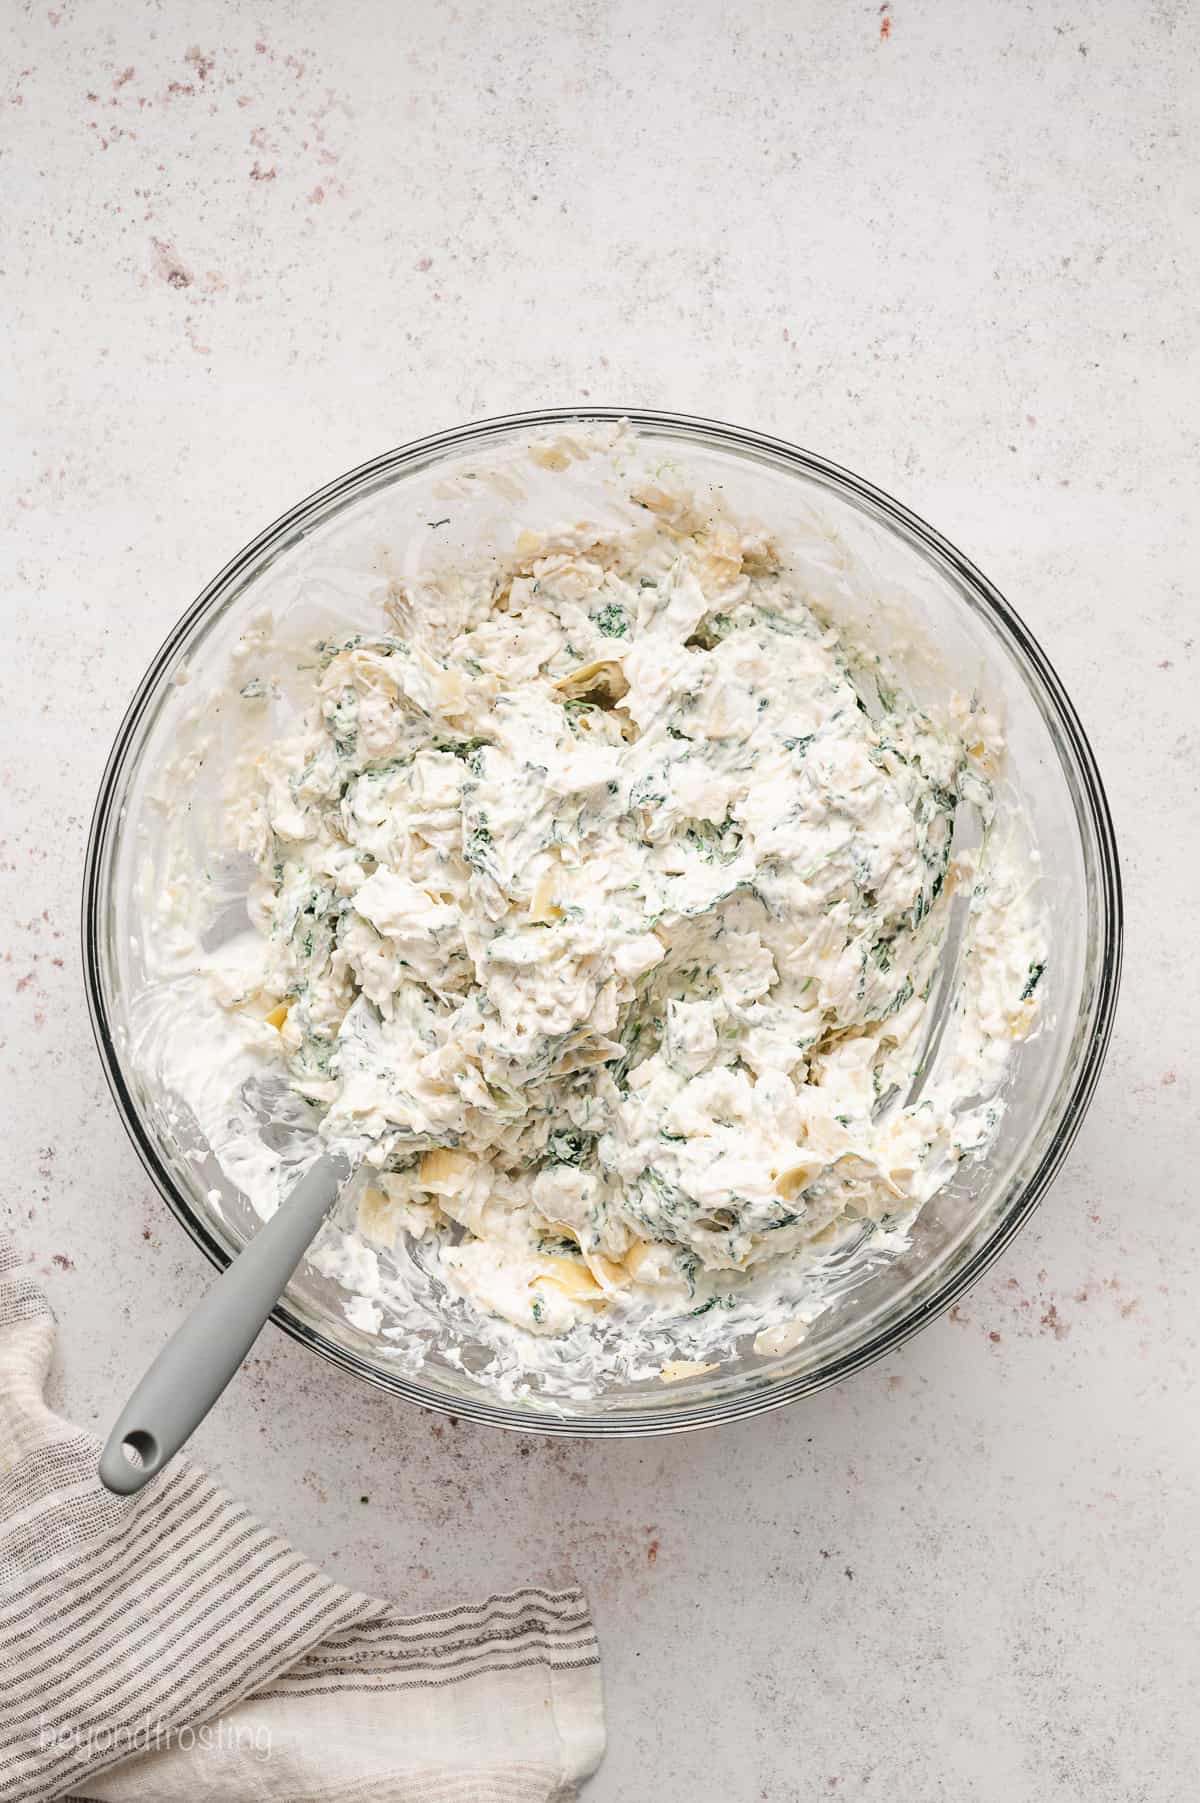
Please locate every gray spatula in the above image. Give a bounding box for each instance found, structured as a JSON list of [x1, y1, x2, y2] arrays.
[[99, 1148, 354, 1495]]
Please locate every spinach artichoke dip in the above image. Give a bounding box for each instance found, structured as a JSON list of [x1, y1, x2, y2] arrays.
[[179, 465, 1045, 1391]]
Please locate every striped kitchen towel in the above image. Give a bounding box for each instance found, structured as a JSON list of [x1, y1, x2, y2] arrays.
[[0, 1231, 605, 1802]]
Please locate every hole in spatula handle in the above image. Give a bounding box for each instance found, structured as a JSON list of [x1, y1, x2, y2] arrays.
[[120, 1430, 158, 1472]]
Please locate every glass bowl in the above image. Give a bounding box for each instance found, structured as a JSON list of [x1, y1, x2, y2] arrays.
[[82, 409, 1121, 1434]]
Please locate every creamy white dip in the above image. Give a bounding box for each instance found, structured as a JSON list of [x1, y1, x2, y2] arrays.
[[144, 468, 1046, 1388]]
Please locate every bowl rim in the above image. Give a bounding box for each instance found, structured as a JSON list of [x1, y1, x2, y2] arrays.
[[81, 406, 1123, 1435]]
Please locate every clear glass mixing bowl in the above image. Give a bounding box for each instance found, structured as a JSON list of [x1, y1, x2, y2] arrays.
[[82, 409, 1121, 1434]]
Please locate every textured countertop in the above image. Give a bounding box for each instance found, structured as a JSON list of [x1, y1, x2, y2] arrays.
[[5, 2, 1196, 1797]]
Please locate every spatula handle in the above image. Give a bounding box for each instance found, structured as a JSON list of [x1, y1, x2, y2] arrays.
[[99, 1153, 352, 1495]]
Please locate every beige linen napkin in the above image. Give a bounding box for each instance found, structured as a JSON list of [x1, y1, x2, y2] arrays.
[[0, 1231, 605, 1803]]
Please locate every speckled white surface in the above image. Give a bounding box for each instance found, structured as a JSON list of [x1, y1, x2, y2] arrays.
[[4, 2, 1197, 1796]]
